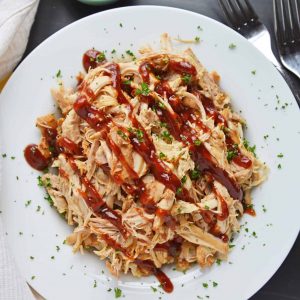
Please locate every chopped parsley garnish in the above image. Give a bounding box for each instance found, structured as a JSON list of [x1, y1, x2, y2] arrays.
[[195, 36, 200, 43], [160, 122, 167, 128], [182, 74, 192, 84], [44, 194, 54, 206], [117, 129, 128, 140], [135, 129, 144, 142], [189, 169, 200, 180], [204, 205, 210, 210], [243, 139, 257, 157], [2, 153, 7, 158], [197, 25, 203, 31], [96, 52, 106, 62], [126, 50, 136, 59], [227, 144, 238, 162], [251, 70, 256, 75], [202, 282, 208, 288], [176, 187, 183, 195], [114, 287, 122, 298], [123, 79, 132, 85], [161, 130, 172, 143], [10, 156, 15, 160], [212, 281, 218, 287], [30, 256, 34, 260], [31, 276, 35, 280], [51, 256, 55, 260], [19, 232, 23, 235], [181, 175, 187, 184], [277, 163, 282, 169], [119, 23, 123, 28], [136, 82, 150, 96], [263, 134, 269, 140], [229, 244, 235, 248], [216, 259, 222, 265], [150, 286, 158, 292], [93, 280, 97, 288], [158, 101, 165, 109], [56, 70, 62, 78], [277, 153, 284, 158], [111, 49, 116, 54], [262, 205, 267, 213], [194, 139, 201, 146], [252, 231, 257, 238], [159, 152, 167, 160], [56, 246, 60, 252], [229, 43, 236, 49], [25, 200, 31, 207]]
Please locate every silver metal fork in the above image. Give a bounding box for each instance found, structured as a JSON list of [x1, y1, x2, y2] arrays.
[[273, 0, 300, 79], [218, 0, 300, 105]]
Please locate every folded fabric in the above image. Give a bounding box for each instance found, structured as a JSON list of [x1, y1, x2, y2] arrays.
[[0, 1, 39, 298], [0, 0, 39, 79]]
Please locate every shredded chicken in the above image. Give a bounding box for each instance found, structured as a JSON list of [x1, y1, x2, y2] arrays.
[[27, 33, 268, 288]]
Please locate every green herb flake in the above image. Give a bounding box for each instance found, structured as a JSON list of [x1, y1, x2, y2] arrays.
[[190, 169, 200, 180], [212, 281, 218, 287], [119, 23, 123, 28], [262, 205, 267, 213], [150, 286, 157, 292], [93, 280, 97, 288], [10, 156, 15, 160], [30, 256, 34, 260], [202, 282, 208, 288], [204, 205, 210, 210], [19, 232, 23, 236], [123, 79, 132, 85], [194, 139, 201, 146], [25, 200, 32, 207], [111, 49, 116, 54], [277, 163, 282, 169], [229, 43, 236, 49], [56, 246, 60, 252], [135, 129, 144, 142], [195, 36, 200, 43], [2, 153, 7, 158], [263, 134, 269, 140], [229, 244, 235, 248], [44, 194, 54, 206], [51, 256, 55, 260], [216, 259, 222, 266], [159, 152, 167, 160], [277, 153, 284, 158], [176, 187, 183, 195], [251, 70, 256, 75], [161, 130, 172, 143], [197, 25, 203, 31], [31, 276, 35, 280], [136, 82, 150, 96], [182, 74, 192, 84], [96, 52, 106, 63], [126, 50, 136, 60], [114, 287, 122, 298], [56, 70, 62, 78], [117, 129, 128, 140], [181, 175, 187, 184], [227, 145, 238, 162], [243, 139, 257, 157]]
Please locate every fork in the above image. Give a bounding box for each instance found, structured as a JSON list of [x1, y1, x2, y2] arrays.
[[218, 0, 300, 105], [273, 0, 300, 79]]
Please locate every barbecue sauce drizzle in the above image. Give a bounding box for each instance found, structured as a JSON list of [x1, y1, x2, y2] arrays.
[[23, 53, 252, 293]]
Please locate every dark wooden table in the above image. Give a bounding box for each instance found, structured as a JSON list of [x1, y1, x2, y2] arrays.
[[24, 1, 300, 299]]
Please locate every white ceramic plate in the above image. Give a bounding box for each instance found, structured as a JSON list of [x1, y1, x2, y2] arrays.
[[0, 6, 299, 300]]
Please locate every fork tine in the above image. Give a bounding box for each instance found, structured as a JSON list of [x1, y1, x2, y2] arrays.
[[244, 0, 259, 21], [273, 0, 283, 44], [292, 0, 300, 41], [279, 0, 289, 43], [218, 0, 240, 28], [234, 0, 248, 20], [287, 0, 296, 41], [225, 0, 243, 25]]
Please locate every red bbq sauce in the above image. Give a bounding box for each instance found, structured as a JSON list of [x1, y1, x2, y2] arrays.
[[82, 49, 106, 73], [134, 260, 174, 293], [56, 137, 82, 155], [24, 144, 49, 171]]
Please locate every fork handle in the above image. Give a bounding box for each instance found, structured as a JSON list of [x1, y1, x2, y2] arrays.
[[275, 65, 300, 108]]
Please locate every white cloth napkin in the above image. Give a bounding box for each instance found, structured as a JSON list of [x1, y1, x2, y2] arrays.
[[0, 0, 39, 79], [0, 1, 39, 298]]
